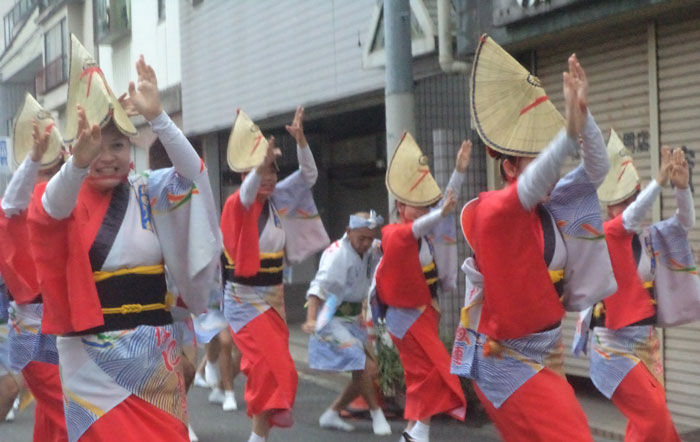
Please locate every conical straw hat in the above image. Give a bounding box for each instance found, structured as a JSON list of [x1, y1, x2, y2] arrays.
[[64, 34, 136, 143], [386, 132, 442, 206], [12, 93, 65, 171], [227, 109, 269, 173], [470, 34, 565, 157], [597, 128, 640, 205]]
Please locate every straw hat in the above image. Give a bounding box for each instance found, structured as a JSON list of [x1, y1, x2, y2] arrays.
[[12, 93, 64, 171], [597, 128, 640, 205], [227, 109, 269, 173], [470, 34, 565, 157], [64, 34, 136, 143], [386, 132, 442, 206]]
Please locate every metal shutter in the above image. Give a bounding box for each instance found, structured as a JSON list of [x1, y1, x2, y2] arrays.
[[657, 15, 700, 428], [536, 23, 651, 378]]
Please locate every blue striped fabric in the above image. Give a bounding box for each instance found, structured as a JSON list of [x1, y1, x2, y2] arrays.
[[451, 325, 563, 408], [385, 306, 423, 339], [308, 317, 367, 371], [589, 325, 662, 399], [8, 302, 58, 372]]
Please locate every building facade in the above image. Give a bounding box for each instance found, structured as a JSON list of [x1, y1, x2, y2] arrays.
[[0, 0, 184, 172]]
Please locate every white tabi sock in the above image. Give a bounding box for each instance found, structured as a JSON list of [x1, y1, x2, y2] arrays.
[[370, 407, 392, 435], [408, 421, 430, 442], [247, 432, 265, 442]]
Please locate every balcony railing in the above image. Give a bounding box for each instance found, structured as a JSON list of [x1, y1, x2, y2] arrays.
[[35, 54, 68, 95], [4, 0, 40, 49], [95, 0, 131, 44]]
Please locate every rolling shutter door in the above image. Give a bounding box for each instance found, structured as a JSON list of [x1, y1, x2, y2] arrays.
[[536, 24, 650, 378], [657, 16, 700, 428]]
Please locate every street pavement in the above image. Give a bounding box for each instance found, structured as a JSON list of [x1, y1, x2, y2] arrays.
[[1, 374, 500, 442]]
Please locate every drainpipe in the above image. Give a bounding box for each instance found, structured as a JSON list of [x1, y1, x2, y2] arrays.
[[438, 0, 468, 74]]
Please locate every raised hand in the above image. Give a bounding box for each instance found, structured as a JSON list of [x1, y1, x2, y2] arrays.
[[657, 145, 673, 187], [30, 120, 51, 162], [117, 92, 139, 117], [670, 147, 690, 189], [456, 140, 472, 173], [441, 188, 457, 217], [256, 136, 282, 173], [285, 106, 307, 147], [126, 55, 162, 121], [563, 54, 588, 138], [71, 105, 102, 169]]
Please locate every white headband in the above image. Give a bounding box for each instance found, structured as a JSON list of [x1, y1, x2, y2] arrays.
[[349, 210, 384, 230]]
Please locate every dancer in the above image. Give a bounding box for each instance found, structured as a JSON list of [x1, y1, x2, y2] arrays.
[[221, 107, 329, 442], [373, 133, 470, 442], [0, 276, 20, 422], [0, 93, 67, 442], [574, 129, 695, 441], [28, 35, 220, 442], [450, 36, 616, 442], [303, 211, 391, 435]]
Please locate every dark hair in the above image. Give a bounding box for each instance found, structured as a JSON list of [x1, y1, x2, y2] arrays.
[[149, 137, 202, 170], [148, 138, 171, 170], [487, 146, 518, 181]]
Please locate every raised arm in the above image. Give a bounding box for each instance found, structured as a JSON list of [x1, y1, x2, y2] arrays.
[[286, 106, 317, 186], [2, 121, 51, 216], [412, 188, 457, 239], [444, 140, 472, 198], [670, 147, 695, 231], [622, 146, 672, 232], [123, 55, 201, 179], [518, 54, 589, 210], [239, 138, 281, 209], [517, 131, 578, 210], [571, 58, 609, 187], [580, 111, 609, 187], [42, 106, 101, 220]]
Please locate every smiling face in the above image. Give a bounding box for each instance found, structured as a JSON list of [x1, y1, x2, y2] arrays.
[[86, 122, 131, 192]]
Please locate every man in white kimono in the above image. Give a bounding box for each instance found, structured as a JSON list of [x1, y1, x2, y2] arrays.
[[303, 211, 391, 436]]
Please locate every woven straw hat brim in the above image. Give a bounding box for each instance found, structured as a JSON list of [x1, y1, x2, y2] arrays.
[[598, 128, 640, 205], [470, 34, 565, 158], [227, 109, 269, 173], [385, 132, 442, 207], [64, 34, 136, 144], [12, 93, 65, 171]]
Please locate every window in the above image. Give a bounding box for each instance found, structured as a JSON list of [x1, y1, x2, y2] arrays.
[[3, 0, 40, 49], [95, 0, 131, 44], [158, 0, 166, 21], [37, 18, 68, 93]]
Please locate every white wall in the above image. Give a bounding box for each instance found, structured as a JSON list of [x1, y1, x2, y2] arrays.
[[100, 0, 182, 97], [179, 0, 386, 135]]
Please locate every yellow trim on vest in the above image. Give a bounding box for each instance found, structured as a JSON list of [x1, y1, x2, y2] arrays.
[[549, 269, 564, 284], [422, 262, 436, 273], [93, 265, 165, 283], [425, 277, 438, 286], [101, 292, 175, 315], [225, 250, 284, 270], [260, 250, 284, 259], [257, 265, 284, 274], [642, 281, 654, 289], [593, 302, 606, 319]]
